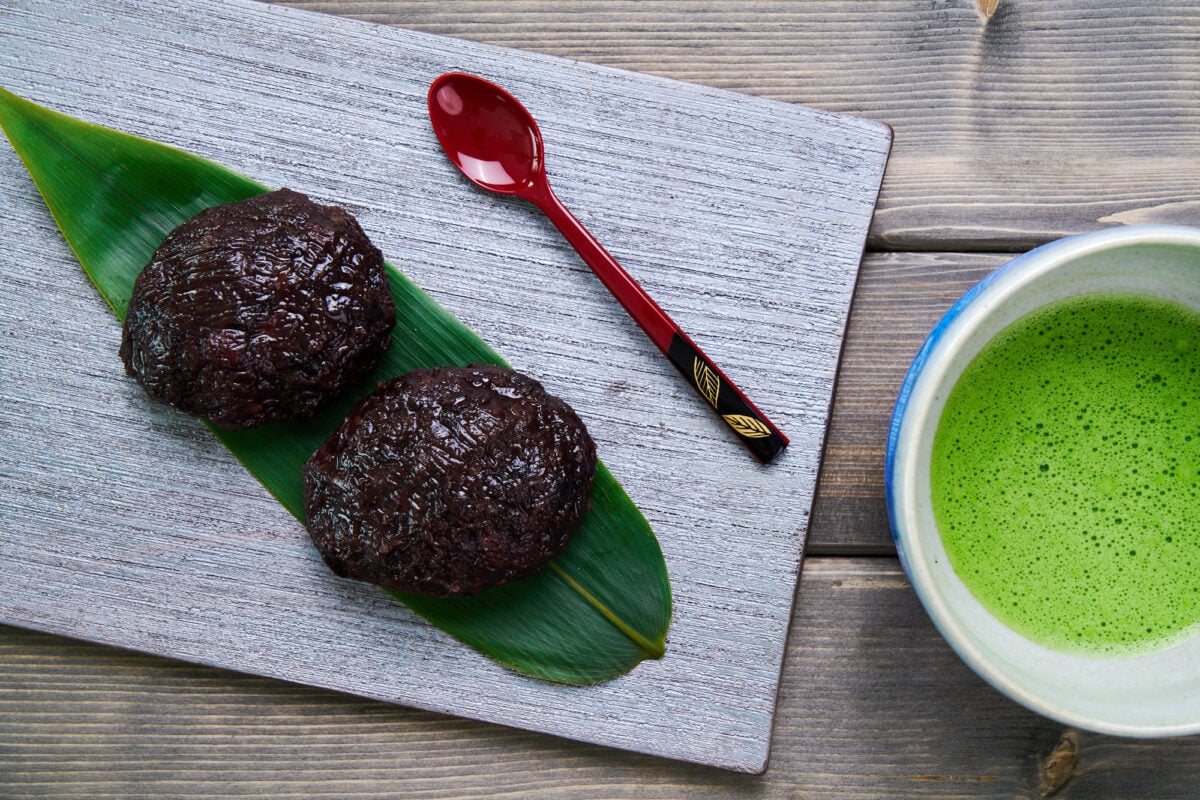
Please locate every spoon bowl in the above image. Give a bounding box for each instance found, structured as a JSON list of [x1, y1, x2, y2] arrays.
[[428, 75, 544, 195], [427, 72, 788, 463]]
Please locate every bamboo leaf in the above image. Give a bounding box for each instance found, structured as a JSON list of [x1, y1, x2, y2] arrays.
[[0, 87, 672, 684]]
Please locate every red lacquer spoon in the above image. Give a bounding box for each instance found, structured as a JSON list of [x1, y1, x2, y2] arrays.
[[427, 72, 787, 463]]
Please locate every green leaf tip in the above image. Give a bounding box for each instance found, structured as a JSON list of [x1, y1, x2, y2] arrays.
[[1, 88, 671, 685], [548, 561, 666, 659]]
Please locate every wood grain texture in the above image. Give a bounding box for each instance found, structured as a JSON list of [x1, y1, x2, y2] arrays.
[[6, 558, 1200, 799], [809, 251, 1011, 555], [270, 0, 1200, 251], [5, 0, 1200, 794], [0, 0, 889, 773]]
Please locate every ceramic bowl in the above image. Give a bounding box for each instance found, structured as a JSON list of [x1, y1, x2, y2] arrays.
[[886, 224, 1200, 735]]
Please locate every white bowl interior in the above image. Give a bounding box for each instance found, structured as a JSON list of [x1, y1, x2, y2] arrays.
[[891, 226, 1200, 734]]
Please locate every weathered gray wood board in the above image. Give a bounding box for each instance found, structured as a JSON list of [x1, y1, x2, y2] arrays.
[[8, 558, 1200, 798], [0, 0, 889, 772], [276, 0, 1200, 252], [7, 1, 1200, 795]]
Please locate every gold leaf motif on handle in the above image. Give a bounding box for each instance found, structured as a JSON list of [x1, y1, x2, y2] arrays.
[[977, 0, 1000, 19], [723, 414, 772, 439], [693, 358, 720, 408]]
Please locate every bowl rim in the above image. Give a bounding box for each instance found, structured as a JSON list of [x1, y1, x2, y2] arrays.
[[885, 223, 1200, 736]]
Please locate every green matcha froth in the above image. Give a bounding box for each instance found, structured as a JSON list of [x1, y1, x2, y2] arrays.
[[931, 293, 1200, 655]]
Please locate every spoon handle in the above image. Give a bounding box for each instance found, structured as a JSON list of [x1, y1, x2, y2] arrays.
[[531, 185, 788, 463]]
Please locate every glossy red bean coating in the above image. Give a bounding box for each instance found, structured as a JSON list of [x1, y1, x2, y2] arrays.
[[303, 365, 596, 597], [120, 188, 395, 429]]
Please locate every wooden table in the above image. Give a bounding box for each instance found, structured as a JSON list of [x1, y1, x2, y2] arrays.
[[2, 1, 1198, 796]]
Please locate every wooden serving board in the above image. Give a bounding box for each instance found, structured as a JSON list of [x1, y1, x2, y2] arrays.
[[0, 0, 890, 773]]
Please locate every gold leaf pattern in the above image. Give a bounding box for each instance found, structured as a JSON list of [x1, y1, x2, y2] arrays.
[[977, 0, 1000, 19], [723, 414, 772, 439], [693, 358, 720, 408]]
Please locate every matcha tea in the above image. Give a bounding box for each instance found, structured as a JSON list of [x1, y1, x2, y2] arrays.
[[931, 293, 1200, 655]]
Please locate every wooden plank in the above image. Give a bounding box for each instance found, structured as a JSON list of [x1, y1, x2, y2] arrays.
[[809, 251, 1011, 554], [0, 0, 889, 773], [271, 0, 1200, 250], [6, 557, 1200, 798]]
